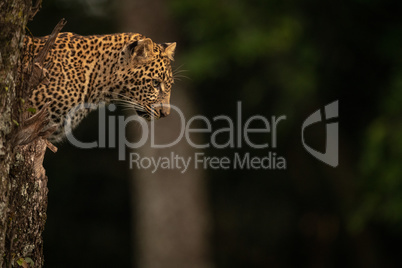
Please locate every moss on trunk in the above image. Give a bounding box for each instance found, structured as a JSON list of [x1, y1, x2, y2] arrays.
[[0, 1, 51, 267]]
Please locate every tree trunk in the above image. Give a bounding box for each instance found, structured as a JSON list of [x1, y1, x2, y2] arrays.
[[119, 1, 211, 267], [0, 1, 55, 267]]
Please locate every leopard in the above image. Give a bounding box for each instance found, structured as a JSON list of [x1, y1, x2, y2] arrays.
[[24, 32, 176, 142]]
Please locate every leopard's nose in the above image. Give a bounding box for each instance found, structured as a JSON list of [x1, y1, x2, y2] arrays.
[[156, 103, 170, 118]]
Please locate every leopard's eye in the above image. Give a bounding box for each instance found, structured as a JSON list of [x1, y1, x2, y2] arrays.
[[152, 79, 161, 88]]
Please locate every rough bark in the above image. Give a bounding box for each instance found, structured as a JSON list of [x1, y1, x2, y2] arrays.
[[0, 0, 32, 266], [0, 1, 62, 267], [5, 140, 48, 268]]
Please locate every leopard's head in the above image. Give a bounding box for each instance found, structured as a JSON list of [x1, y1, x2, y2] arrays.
[[113, 37, 176, 120]]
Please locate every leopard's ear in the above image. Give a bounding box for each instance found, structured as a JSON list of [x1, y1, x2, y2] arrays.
[[162, 42, 176, 61], [125, 38, 154, 64]]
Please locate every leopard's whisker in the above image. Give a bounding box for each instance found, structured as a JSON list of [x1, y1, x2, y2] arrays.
[[173, 74, 189, 79], [173, 64, 186, 74], [113, 97, 146, 111], [112, 99, 146, 111], [110, 94, 144, 106], [109, 92, 139, 102]]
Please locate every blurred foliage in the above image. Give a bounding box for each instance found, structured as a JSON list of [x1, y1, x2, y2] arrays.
[[170, 0, 318, 114], [356, 67, 402, 231], [170, 0, 402, 266]]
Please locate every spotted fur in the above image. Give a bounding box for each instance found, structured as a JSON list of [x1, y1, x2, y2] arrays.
[[24, 32, 176, 142]]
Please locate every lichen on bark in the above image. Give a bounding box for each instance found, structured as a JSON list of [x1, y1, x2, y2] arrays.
[[0, 0, 52, 267], [6, 140, 49, 267], [0, 0, 31, 266]]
